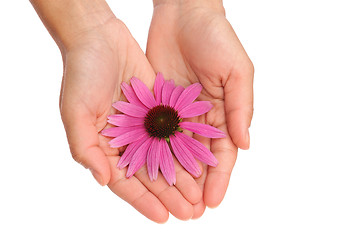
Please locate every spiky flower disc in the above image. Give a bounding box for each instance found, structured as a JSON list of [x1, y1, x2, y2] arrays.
[[144, 105, 181, 139]]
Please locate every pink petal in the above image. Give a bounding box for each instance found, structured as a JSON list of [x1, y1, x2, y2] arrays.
[[121, 82, 148, 110], [175, 132, 218, 167], [161, 80, 175, 106], [107, 114, 144, 127], [101, 126, 142, 137], [126, 137, 153, 178], [174, 83, 202, 111], [169, 135, 201, 177], [159, 139, 176, 185], [130, 77, 157, 109], [108, 128, 147, 148], [146, 138, 161, 181], [179, 121, 226, 138], [169, 86, 184, 107], [112, 101, 148, 118], [117, 138, 146, 169], [178, 101, 213, 118], [154, 73, 165, 105]]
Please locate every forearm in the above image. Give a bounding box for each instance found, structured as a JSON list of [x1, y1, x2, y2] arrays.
[[30, 0, 115, 51]]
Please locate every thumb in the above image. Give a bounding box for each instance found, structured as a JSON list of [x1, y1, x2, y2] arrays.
[[224, 62, 254, 149], [62, 109, 111, 186]]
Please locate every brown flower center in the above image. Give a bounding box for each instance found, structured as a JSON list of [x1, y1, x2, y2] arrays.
[[144, 105, 181, 139]]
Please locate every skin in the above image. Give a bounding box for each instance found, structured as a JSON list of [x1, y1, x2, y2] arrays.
[[147, 0, 254, 218], [30, 0, 253, 222]]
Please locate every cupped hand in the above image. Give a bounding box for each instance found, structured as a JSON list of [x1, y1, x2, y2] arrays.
[[60, 18, 202, 222], [146, 2, 254, 218]]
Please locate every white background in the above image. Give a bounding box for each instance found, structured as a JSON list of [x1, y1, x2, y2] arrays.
[[1, 0, 360, 239]]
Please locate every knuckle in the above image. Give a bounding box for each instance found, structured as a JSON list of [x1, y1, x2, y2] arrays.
[[231, 59, 255, 82], [70, 147, 88, 169], [244, 104, 254, 124], [244, 60, 255, 76]]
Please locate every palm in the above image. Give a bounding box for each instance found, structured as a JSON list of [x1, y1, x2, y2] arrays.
[[61, 19, 200, 222], [61, 19, 155, 154], [147, 6, 253, 217]]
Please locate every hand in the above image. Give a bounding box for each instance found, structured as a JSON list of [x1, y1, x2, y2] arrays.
[[30, 0, 202, 221], [60, 18, 203, 222], [147, 0, 254, 218]]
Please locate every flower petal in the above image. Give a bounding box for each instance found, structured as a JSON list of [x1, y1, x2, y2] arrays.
[[147, 138, 161, 182], [174, 83, 202, 111], [126, 137, 153, 178], [112, 101, 148, 118], [107, 114, 144, 127], [121, 82, 148, 110], [169, 135, 201, 177], [117, 138, 146, 169], [179, 121, 226, 138], [108, 128, 147, 148], [159, 139, 176, 185], [175, 132, 218, 167], [161, 80, 175, 106], [131, 77, 157, 109], [169, 86, 184, 107], [154, 73, 165, 105], [101, 126, 142, 137], [178, 101, 213, 118]]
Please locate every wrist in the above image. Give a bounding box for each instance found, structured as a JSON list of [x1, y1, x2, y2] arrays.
[[153, 0, 224, 13], [31, 0, 115, 53]]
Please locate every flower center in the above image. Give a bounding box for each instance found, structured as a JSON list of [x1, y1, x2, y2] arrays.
[[144, 105, 181, 139]]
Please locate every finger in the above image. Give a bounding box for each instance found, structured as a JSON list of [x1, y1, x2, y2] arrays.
[[135, 165, 194, 221], [173, 158, 202, 205], [224, 60, 254, 149], [192, 167, 207, 219], [108, 157, 169, 223], [191, 133, 210, 219], [62, 111, 111, 186], [204, 123, 237, 208]]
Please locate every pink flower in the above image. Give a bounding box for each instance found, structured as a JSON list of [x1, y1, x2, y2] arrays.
[[102, 73, 226, 185]]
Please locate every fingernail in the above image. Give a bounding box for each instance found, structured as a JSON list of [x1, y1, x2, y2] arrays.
[[90, 169, 103, 186]]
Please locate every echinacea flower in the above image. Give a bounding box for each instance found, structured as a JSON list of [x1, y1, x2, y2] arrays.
[[102, 73, 225, 185]]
